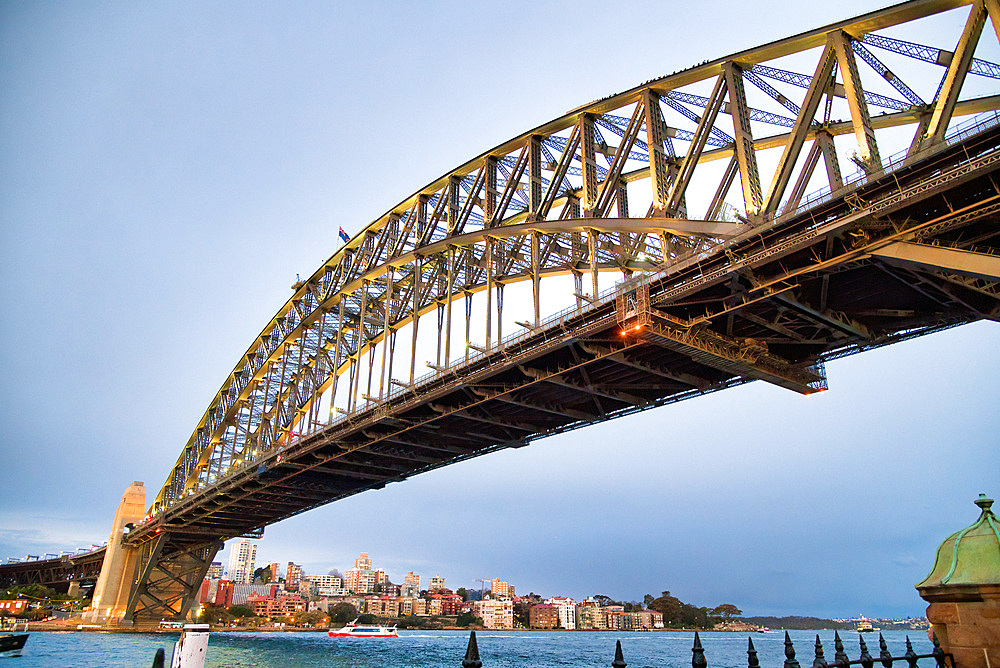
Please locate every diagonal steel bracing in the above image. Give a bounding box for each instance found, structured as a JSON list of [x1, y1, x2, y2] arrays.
[[120, 0, 1000, 625]]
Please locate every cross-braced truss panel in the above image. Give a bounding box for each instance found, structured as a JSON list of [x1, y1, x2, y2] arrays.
[[147, 0, 999, 525]]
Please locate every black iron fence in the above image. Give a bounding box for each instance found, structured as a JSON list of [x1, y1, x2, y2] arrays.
[[459, 630, 954, 668]]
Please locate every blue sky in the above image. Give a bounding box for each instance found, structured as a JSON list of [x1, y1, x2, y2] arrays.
[[1, 1, 997, 619]]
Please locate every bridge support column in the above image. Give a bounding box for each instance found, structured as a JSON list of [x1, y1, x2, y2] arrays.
[[82, 481, 146, 626]]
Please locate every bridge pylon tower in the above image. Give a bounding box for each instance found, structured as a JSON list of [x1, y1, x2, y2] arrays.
[[83, 481, 147, 626]]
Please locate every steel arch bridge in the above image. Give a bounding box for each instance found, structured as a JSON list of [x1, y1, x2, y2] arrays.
[[91, 0, 1000, 624]]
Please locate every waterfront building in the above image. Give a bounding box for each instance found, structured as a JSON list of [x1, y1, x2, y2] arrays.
[[206, 562, 223, 579], [576, 604, 608, 630], [229, 583, 281, 606], [268, 562, 280, 583], [285, 562, 303, 592], [247, 592, 306, 617], [410, 597, 428, 616], [635, 609, 664, 630], [546, 596, 576, 630], [298, 578, 316, 599], [0, 600, 29, 615], [428, 575, 445, 591], [490, 578, 514, 597], [603, 605, 625, 630], [226, 540, 258, 584], [308, 574, 343, 590], [364, 595, 400, 617], [614, 609, 663, 630], [473, 597, 514, 629], [307, 597, 332, 613], [529, 603, 558, 629], [402, 571, 420, 598], [429, 591, 463, 615]]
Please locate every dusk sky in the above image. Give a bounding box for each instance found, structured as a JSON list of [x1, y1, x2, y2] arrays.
[[1, 1, 997, 620]]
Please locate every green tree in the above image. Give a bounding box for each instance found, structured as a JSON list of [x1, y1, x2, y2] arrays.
[[252, 567, 272, 584], [228, 604, 256, 617], [643, 594, 655, 608], [513, 601, 532, 628], [592, 594, 620, 607], [294, 610, 328, 627], [199, 603, 231, 625], [396, 615, 426, 629], [648, 591, 683, 625], [456, 587, 468, 601], [329, 602, 358, 624], [712, 604, 743, 619], [456, 612, 482, 627], [356, 613, 377, 624]]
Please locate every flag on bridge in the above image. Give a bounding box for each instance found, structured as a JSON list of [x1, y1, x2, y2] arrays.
[[339, 226, 350, 243]]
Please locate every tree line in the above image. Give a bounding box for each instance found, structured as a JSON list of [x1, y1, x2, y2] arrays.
[[592, 591, 743, 629]]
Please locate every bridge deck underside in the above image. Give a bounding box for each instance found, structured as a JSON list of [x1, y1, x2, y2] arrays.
[[133, 126, 1000, 548]]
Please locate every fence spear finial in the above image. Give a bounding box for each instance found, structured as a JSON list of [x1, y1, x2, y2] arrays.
[[748, 637, 760, 668], [785, 631, 801, 668], [462, 630, 482, 668], [904, 636, 918, 668], [613, 639, 627, 668], [693, 631, 708, 668], [834, 631, 849, 667], [814, 634, 829, 668], [859, 635, 874, 668]]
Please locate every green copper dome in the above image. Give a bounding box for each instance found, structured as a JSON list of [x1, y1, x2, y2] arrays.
[[917, 494, 1000, 588]]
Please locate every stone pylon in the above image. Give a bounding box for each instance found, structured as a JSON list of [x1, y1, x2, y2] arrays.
[[82, 481, 147, 626]]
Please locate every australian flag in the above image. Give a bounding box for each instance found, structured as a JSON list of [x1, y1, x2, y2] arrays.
[[339, 226, 350, 243]]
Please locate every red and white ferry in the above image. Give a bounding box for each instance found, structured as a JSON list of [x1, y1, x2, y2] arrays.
[[328, 619, 398, 638]]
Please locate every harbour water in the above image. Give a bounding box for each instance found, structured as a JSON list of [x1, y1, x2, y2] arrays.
[[10, 628, 933, 667]]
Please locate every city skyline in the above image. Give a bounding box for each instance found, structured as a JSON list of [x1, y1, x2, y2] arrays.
[[2, 0, 998, 621]]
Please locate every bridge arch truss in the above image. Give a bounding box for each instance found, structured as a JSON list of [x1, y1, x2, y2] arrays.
[[118, 0, 1000, 624]]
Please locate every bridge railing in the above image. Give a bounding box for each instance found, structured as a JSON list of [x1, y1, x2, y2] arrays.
[[779, 110, 1000, 225], [458, 630, 953, 668]]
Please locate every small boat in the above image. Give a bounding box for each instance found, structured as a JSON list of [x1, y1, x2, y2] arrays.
[[328, 618, 398, 638], [857, 621, 876, 633], [0, 619, 29, 657]]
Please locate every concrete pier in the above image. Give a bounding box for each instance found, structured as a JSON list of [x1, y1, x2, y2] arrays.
[[82, 481, 146, 626]]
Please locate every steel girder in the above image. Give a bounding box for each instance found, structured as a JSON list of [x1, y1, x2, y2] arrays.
[[0, 549, 106, 592], [147, 0, 1000, 526]]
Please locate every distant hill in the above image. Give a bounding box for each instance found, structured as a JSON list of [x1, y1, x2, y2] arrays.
[[740, 616, 853, 630]]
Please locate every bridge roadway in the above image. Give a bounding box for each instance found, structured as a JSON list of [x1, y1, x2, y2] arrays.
[[125, 117, 1000, 581]]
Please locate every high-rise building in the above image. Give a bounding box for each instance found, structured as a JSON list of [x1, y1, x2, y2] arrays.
[[226, 540, 257, 584], [428, 575, 445, 591], [344, 552, 382, 594], [268, 562, 280, 583], [286, 562, 303, 592], [206, 562, 224, 579], [490, 578, 514, 597], [401, 571, 420, 598]]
